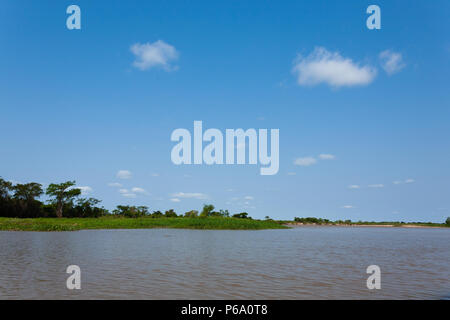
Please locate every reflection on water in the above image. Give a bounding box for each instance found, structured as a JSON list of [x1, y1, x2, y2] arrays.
[[0, 227, 449, 299]]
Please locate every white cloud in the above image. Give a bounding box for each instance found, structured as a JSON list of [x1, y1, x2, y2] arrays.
[[294, 157, 317, 166], [170, 198, 181, 202], [379, 50, 405, 75], [319, 154, 336, 160], [292, 47, 377, 88], [131, 187, 146, 194], [70, 186, 92, 195], [108, 182, 122, 188], [287, 172, 297, 176], [393, 178, 415, 185], [150, 173, 160, 177], [118, 189, 137, 198], [122, 193, 137, 198], [348, 185, 360, 189], [116, 170, 132, 180], [368, 184, 384, 188], [341, 205, 354, 209], [171, 192, 208, 200], [130, 40, 179, 71], [244, 196, 254, 200]]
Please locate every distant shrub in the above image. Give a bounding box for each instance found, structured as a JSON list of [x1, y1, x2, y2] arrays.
[[113, 205, 148, 218], [184, 210, 198, 218], [232, 212, 251, 219], [164, 209, 177, 218]]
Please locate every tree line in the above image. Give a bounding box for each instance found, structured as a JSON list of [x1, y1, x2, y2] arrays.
[[0, 178, 251, 219]]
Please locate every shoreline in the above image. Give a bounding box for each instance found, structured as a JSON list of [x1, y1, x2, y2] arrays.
[[284, 223, 449, 229]]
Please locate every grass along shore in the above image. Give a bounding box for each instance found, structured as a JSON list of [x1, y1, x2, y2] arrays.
[[0, 216, 287, 232]]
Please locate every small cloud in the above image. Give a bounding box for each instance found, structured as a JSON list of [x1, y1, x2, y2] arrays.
[[292, 47, 376, 88], [256, 116, 265, 121], [119, 190, 137, 198], [341, 205, 354, 209], [348, 185, 360, 189], [244, 196, 254, 200], [287, 172, 297, 176], [69, 186, 92, 195], [150, 173, 160, 177], [379, 50, 405, 75], [116, 170, 132, 180], [294, 157, 317, 166], [131, 187, 146, 194], [392, 211, 400, 214], [226, 188, 234, 192], [393, 178, 415, 185], [368, 184, 384, 188], [319, 154, 336, 160], [130, 40, 179, 71], [170, 198, 181, 202], [108, 182, 123, 188], [171, 192, 208, 200]]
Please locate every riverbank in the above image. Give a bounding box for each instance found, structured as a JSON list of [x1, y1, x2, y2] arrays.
[[0, 217, 287, 231], [284, 222, 449, 229]]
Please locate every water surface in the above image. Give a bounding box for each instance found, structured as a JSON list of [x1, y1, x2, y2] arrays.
[[0, 227, 449, 299]]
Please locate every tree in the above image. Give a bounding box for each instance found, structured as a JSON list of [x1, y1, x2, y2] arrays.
[[0, 178, 13, 217], [0, 178, 12, 199], [219, 209, 230, 217], [232, 212, 250, 219], [200, 204, 214, 217], [46, 181, 81, 218], [13, 183, 43, 217], [446, 217, 450, 226], [184, 210, 198, 218], [165, 209, 177, 218], [113, 205, 148, 218], [13, 183, 43, 202], [151, 210, 163, 218], [72, 198, 106, 218]]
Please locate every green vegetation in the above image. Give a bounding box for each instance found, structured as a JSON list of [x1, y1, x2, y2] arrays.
[[0, 216, 286, 232], [0, 177, 285, 231]]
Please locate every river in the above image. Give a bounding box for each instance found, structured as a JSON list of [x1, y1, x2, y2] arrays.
[[0, 226, 449, 299]]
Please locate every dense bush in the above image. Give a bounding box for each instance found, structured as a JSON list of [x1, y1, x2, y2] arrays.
[[112, 205, 149, 218]]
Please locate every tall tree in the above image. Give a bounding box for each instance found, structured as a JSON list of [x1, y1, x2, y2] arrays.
[[0, 177, 12, 199], [13, 183, 43, 202], [13, 183, 43, 216], [200, 204, 215, 217], [46, 181, 81, 218]]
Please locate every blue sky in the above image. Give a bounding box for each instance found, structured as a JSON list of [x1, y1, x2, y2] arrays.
[[1, 0, 449, 222]]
